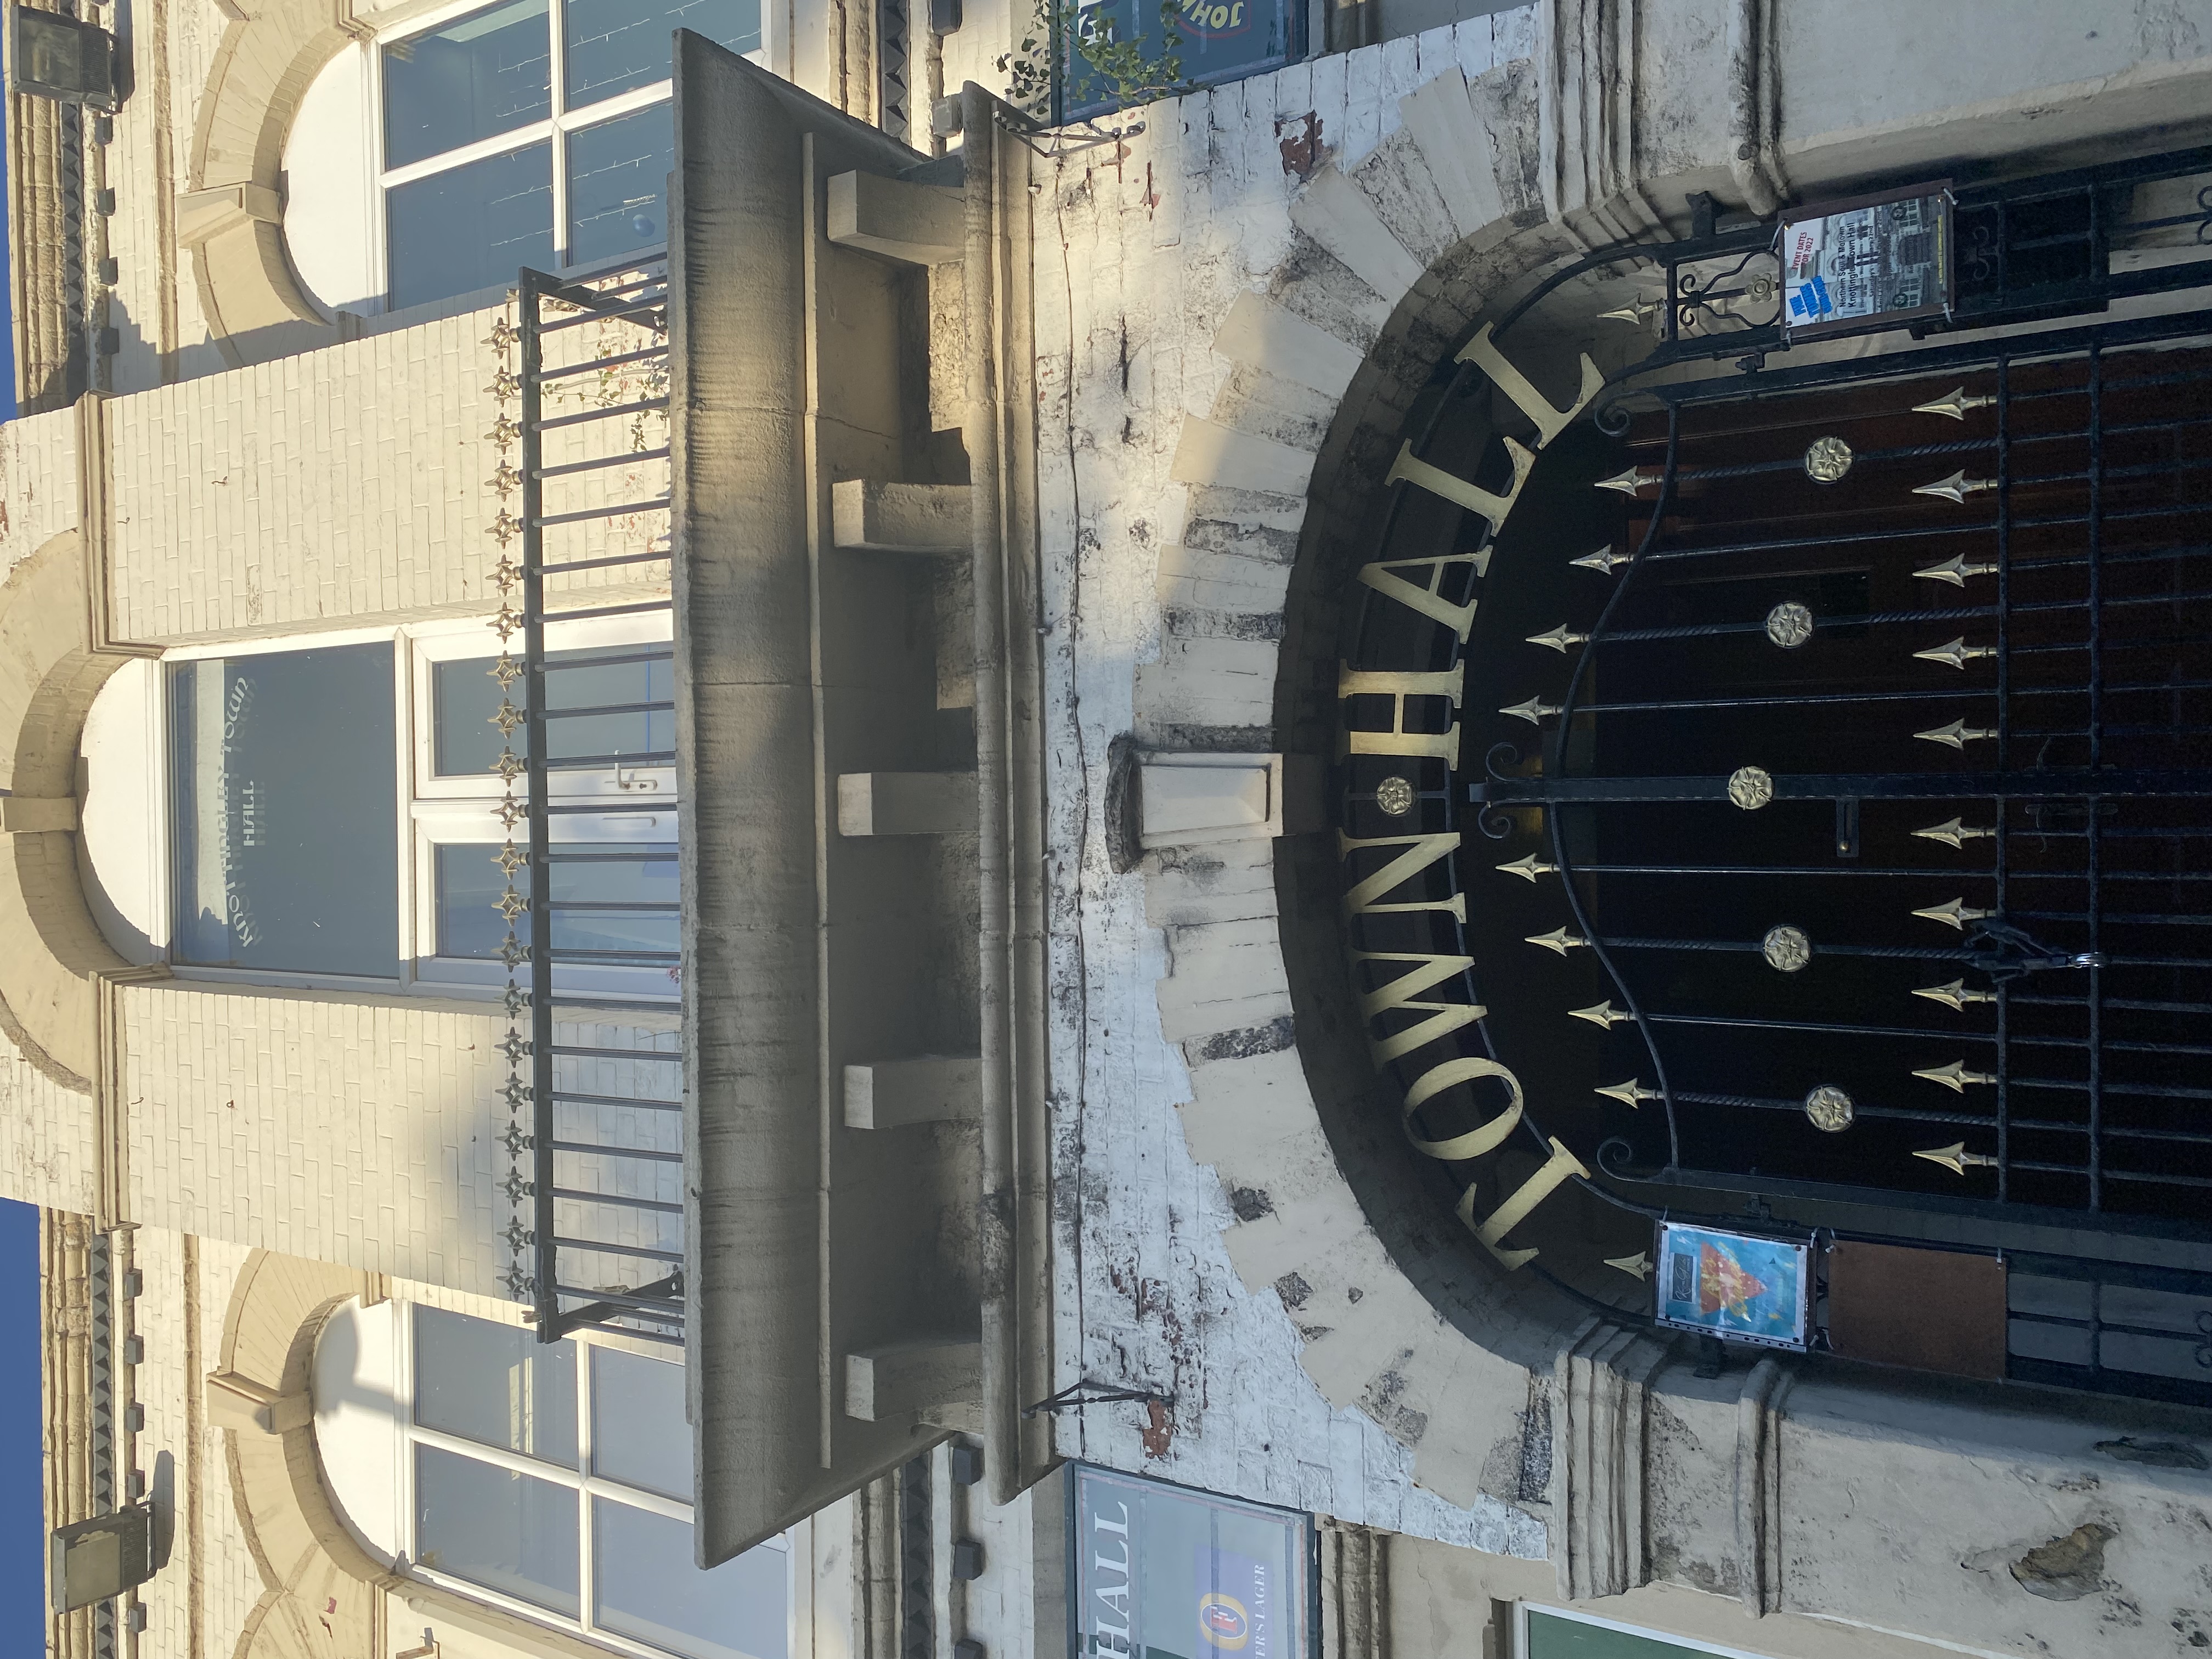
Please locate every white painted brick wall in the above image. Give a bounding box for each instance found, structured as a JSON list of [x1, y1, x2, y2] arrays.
[[0, 406, 81, 578], [121, 984, 682, 1304], [106, 303, 670, 646], [126, 1231, 270, 1659], [1039, 19, 1545, 1554], [121, 984, 516, 1295], [0, 1053, 98, 1216]]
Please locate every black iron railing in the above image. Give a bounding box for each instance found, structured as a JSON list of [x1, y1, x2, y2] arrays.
[[484, 256, 684, 1345]]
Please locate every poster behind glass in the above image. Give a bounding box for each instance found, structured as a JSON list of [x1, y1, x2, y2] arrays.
[[1060, 0, 1300, 120], [1071, 1463, 1313, 1659], [168, 645, 399, 977], [1652, 1222, 1810, 1352], [1780, 184, 1953, 342]]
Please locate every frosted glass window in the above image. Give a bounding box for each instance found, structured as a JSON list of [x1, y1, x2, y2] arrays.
[[564, 0, 760, 108], [590, 1345, 691, 1499], [594, 1501, 788, 1659], [566, 104, 675, 267]]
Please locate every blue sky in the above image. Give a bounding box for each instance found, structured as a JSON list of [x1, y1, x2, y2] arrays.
[[0, 114, 46, 1650]]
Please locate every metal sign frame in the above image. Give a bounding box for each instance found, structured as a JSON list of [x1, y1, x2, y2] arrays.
[[1779, 182, 1956, 343], [1652, 1222, 1814, 1352], [1067, 1461, 1319, 1659]]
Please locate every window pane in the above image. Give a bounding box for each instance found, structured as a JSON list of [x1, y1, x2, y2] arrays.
[[415, 1443, 580, 1616], [168, 647, 398, 976], [590, 1345, 691, 1499], [387, 142, 552, 312], [432, 648, 675, 780], [566, 104, 674, 267], [383, 0, 551, 170], [412, 1306, 578, 1465], [436, 843, 678, 961], [593, 1501, 787, 1659], [431, 657, 515, 780], [564, 0, 760, 109]]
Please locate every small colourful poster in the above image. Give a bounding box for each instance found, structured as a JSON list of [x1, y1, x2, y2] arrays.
[[1653, 1223, 1811, 1351]]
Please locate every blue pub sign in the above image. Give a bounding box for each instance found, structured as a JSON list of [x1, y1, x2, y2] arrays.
[[1070, 1464, 1317, 1659]]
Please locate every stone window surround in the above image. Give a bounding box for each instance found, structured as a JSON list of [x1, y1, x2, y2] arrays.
[[179, 0, 782, 366]]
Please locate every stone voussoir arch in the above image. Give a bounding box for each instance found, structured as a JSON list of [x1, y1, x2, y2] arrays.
[[183, 0, 375, 364], [1137, 46, 1736, 1517], [0, 527, 163, 1102]]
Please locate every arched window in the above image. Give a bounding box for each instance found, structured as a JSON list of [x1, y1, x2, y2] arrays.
[[286, 0, 762, 315], [315, 1299, 788, 1659]]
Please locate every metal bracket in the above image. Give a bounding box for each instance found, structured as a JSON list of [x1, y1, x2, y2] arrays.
[[1022, 1377, 1173, 1419]]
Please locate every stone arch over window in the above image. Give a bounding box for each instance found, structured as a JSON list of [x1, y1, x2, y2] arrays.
[[183, 0, 368, 364], [0, 527, 161, 1097], [213, 1252, 398, 1659], [213, 1256, 634, 1659]]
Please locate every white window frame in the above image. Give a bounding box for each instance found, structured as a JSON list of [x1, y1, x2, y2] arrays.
[[390, 1304, 794, 1659], [359, 0, 775, 312], [157, 612, 678, 1005]]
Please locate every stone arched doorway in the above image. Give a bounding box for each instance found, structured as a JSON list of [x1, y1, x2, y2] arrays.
[[1131, 38, 2212, 1533]]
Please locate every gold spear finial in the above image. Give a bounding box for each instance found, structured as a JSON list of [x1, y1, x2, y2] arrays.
[[1525, 927, 1588, 956], [1568, 1001, 1631, 1028], [1914, 1141, 1997, 1175], [1913, 897, 1995, 930], [1913, 979, 1997, 1010], [1911, 387, 1995, 421], [1913, 1059, 1998, 1092], [1594, 1080, 1660, 1107], [1912, 817, 1994, 849]]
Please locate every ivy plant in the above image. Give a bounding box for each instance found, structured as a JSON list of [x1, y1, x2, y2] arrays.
[[997, 0, 1189, 121]]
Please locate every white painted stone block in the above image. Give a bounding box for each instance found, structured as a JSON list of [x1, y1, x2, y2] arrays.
[[1289, 167, 1424, 307], [1180, 1051, 1318, 1167], [1398, 68, 1505, 240], [1213, 290, 1367, 398], [1167, 416, 1317, 497], [844, 1340, 981, 1421], [843, 1055, 983, 1127], [1139, 752, 1283, 849], [1154, 542, 1296, 615], [826, 170, 964, 266]]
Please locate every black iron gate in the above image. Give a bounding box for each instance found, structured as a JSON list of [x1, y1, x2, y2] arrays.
[[1457, 315, 2212, 1401], [1474, 320, 2212, 1224]]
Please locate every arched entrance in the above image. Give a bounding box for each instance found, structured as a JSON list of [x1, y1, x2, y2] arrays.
[[1316, 166, 2212, 1409]]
